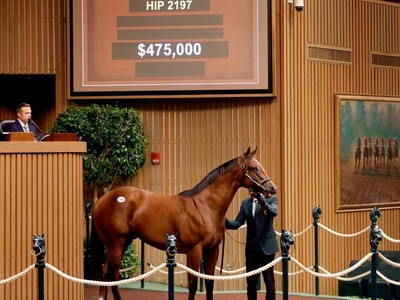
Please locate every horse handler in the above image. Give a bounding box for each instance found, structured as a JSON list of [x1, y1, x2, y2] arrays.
[[226, 190, 279, 300]]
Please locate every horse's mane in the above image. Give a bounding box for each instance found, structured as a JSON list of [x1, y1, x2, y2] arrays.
[[179, 156, 240, 197]]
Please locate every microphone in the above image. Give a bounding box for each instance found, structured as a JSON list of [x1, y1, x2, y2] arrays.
[[28, 119, 43, 132], [28, 119, 48, 141]]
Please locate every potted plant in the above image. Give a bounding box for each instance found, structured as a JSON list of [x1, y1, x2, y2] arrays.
[[50, 103, 147, 201]]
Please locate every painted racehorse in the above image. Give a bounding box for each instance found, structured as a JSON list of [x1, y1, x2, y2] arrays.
[[387, 138, 394, 172], [379, 138, 386, 167], [355, 137, 361, 171], [90, 147, 277, 300], [394, 138, 399, 167], [362, 137, 369, 170], [373, 137, 380, 168]]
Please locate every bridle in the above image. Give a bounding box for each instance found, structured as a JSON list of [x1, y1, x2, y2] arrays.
[[240, 161, 271, 192]]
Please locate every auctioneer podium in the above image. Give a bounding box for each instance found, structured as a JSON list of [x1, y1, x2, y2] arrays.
[[0, 133, 86, 300]]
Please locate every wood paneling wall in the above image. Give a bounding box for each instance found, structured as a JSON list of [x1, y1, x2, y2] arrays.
[[0, 142, 86, 300], [0, 0, 67, 125], [1, 0, 400, 297], [281, 0, 400, 295]]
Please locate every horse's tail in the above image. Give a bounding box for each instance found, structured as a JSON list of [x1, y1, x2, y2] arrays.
[[90, 218, 107, 280]]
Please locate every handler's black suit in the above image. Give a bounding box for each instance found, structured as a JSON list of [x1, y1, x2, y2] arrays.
[[226, 194, 279, 300]]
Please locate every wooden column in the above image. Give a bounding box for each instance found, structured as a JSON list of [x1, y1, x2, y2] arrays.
[[0, 141, 86, 300]]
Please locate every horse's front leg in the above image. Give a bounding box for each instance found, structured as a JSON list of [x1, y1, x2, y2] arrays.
[[186, 246, 203, 300], [203, 247, 219, 300]]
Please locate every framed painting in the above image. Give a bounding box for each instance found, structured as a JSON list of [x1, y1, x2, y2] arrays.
[[335, 95, 400, 211]]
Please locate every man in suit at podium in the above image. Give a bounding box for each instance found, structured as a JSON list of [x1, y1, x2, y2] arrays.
[[7, 103, 38, 140]]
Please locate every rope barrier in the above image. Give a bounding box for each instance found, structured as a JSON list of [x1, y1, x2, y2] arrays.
[[0, 264, 36, 285], [1, 251, 400, 291], [378, 252, 400, 268], [45, 262, 165, 287], [119, 262, 142, 273], [2, 206, 400, 299], [123, 221, 398, 277], [381, 230, 400, 243], [147, 262, 187, 275], [292, 224, 313, 238], [176, 257, 283, 281], [215, 266, 246, 274], [290, 253, 373, 278], [377, 271, 400, 286], [317, 266, 371, 282], [317, 223, 370, 237], [274, 266, 313, 276], [34, 251, 393, 286]]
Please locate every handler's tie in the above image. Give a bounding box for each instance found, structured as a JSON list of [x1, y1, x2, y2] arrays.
[[252, 199, 257, 217], [23, 125, 29, 132]]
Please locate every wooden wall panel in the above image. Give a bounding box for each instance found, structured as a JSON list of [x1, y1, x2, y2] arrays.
[[0, 143, 85, 300], [0, 0, 67, 125], [282, 0, 400, 295]]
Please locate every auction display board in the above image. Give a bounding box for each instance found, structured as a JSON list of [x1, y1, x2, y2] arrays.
[[71, 0, 272, 96]]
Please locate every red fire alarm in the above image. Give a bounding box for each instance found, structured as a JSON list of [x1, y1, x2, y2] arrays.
[[151, 152, 160, 165]]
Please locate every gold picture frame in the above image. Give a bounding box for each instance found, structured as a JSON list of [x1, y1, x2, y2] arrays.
[[336, 95, 400, 211]]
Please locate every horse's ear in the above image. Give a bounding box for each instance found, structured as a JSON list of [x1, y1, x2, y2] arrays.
[[247, 146, 257, 160], [244, 147, 251, 157], [251, 146, 258, 156]]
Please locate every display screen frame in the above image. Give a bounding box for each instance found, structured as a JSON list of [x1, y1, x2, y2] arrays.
[[69, 0, 273, 98]]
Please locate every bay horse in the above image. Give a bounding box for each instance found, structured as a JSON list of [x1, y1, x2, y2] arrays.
[[373, 137, 380, 168], [394, 138, 399, 168], [362, 137, 369, 170], [387, 138, 394, 172], [379, 138, 386, 168], [90, 147, 277, 300], [354, 137, 361, 171]]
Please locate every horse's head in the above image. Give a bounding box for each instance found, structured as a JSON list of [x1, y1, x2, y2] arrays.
[[312, 205, 322, 220], [240, 147, 277, 195], [32, 234, 46, 260], [280, 230, 295, 253], [369, 207, 382, 224], [165, 233, 177, 258]]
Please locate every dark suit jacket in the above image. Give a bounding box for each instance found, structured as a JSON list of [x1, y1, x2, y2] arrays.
[[226, 195, 279, 257], [8, 120, 37, 133], [7, 120, 38, 137]]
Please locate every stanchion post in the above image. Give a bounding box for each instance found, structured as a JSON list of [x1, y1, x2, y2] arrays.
[[280, 230, 294, 300], [141, 240, 145, 289], [369, 207, 382, 300], [32, 234, 46, 300], [85, 201, 92, 243], [166, 234, 177, 300], [312, 205, 322, 296], [199, 259, 204, 292], [84, 201, 92, 279]]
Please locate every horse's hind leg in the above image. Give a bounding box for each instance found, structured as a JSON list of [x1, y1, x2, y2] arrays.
[[106, 246, 125, 300], [99, 260, 109, 300], [99, 286, 108, 300]]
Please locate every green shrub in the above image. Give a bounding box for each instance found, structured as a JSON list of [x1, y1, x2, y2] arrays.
[[119, 244, 139, 279], [84, 239, 138, 279], [50, 104, 147, 198]]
